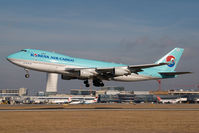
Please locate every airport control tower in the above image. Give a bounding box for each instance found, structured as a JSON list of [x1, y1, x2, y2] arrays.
[[46, 73, 58, 95]]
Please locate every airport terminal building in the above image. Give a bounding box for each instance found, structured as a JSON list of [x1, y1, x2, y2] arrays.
[[0, 88, 27, 97], [0, 86, 199, 104]]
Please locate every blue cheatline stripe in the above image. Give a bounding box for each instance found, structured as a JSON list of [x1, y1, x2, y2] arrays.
[[8, 49, 126, 68]]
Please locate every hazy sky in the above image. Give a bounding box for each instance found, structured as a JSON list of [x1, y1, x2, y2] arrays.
[[0, 0, 199, 94]]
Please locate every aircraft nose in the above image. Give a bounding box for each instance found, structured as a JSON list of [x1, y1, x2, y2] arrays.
[[7, 55, 12, 61], [6, 53, 16, 62]]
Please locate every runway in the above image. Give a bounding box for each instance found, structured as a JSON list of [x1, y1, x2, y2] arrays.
[[1, 104, 199, 133], [0, 104, 199, 111], [1, 108, 199, 111]]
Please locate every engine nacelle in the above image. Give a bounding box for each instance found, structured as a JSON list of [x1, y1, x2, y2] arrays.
[[113, 67, 131, 76], [79, 69, 97, 78], [61, 74, 76, 80]]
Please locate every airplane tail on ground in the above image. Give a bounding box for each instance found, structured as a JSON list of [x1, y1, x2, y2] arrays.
[[156, 96, 162, 102], [68, 96, 72, 103]]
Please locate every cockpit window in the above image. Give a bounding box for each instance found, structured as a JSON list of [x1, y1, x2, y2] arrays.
[[21, 50, 27, 52]]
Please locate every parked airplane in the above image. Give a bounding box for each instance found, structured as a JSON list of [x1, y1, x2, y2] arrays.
[[156, 96, 184, 104], [7, 48, 190, 87], [69, 99, 84, 104], [83, 97, 98, 104], [49, 99, 71, 104], [32, 97, 72, 104], [68, 97, 98, 104]]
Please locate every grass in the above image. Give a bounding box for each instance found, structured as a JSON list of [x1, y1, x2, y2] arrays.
[[0, 104, 199, 133]]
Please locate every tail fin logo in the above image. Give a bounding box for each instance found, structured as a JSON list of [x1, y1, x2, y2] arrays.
[[166, 55, 176, 67]]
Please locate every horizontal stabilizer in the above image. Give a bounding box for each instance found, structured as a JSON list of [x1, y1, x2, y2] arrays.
[[159, 72, 192, 76]]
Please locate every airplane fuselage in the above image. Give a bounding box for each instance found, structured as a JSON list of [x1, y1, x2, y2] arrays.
[[7, 49, 158, 82], [7, 48, 189, 87]]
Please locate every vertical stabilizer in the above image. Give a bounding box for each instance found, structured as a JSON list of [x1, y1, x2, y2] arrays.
[[155, 48, 184, 72]]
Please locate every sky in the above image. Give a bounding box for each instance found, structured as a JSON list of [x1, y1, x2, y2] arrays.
[[0, 0, 199, 94]]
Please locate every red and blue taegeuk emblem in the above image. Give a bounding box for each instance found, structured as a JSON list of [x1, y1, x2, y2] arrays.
[[166, 55, 175, 67]]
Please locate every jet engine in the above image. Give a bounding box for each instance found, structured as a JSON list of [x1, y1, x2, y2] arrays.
[[61, 74, 76, 80], [79, 69, 97, 78], [113, 67, 131, 76]]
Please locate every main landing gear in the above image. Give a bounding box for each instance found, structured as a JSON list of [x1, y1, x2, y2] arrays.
[[84, 79, 104, 87], [93, 78, 104, 87], [25, 69, 30, 78], [84, 80, 90, 87]]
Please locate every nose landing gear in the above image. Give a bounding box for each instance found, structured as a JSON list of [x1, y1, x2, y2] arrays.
[[25, 69, 30, 78], [25, 74, 30, 78]]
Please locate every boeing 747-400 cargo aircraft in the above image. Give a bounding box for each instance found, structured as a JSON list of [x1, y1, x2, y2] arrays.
[[7, 48, 190, 87]]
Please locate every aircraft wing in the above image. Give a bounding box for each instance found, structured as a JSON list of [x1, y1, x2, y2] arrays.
[[97, 63, 167, 73], [65, 63, 167, 75]]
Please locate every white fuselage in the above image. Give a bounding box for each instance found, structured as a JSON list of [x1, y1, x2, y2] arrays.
[[158, 98, 187, 104], [9, 58, 157, 82]]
